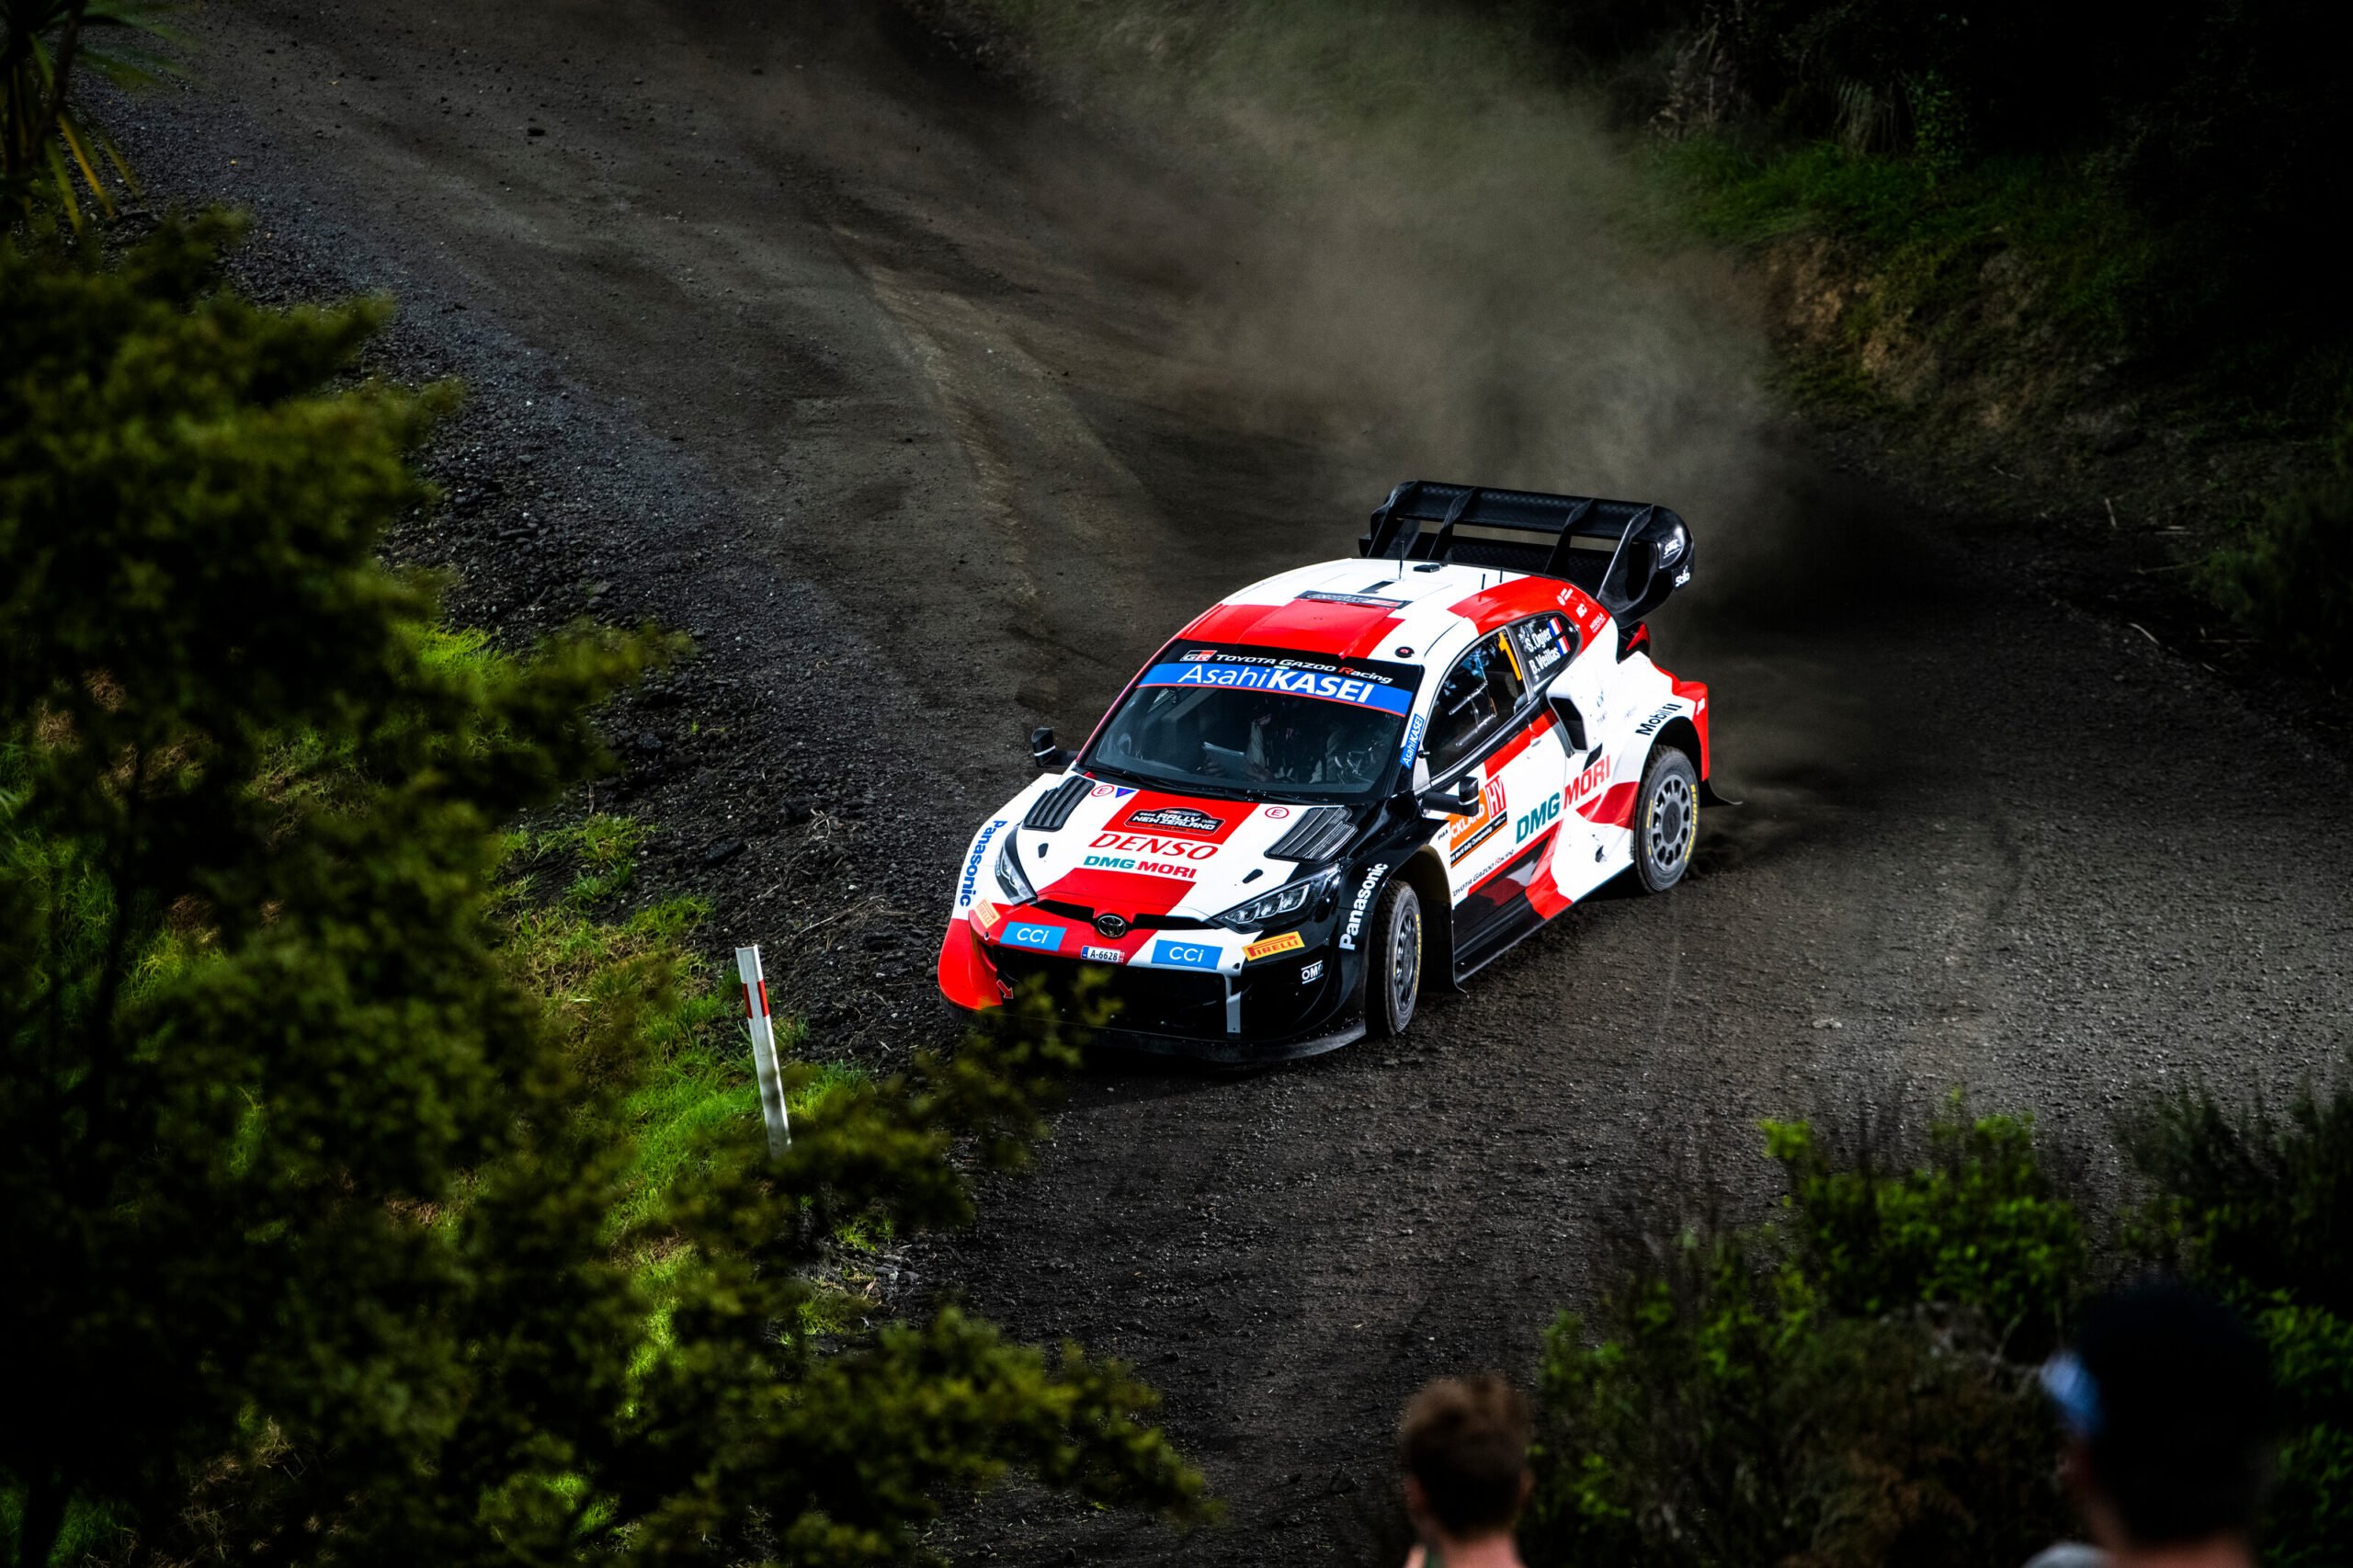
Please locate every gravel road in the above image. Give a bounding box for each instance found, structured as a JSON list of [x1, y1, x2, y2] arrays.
[[112, 3, 2352, 1562]]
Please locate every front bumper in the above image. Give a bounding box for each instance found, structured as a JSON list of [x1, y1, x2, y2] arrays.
[[937, 917, 1361, 1062]]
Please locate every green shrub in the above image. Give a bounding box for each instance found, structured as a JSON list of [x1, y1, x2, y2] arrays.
[[1528, 1114, 2077, 1568], [2127, 1068, 2353, 1562], [1766, 1110, 2083, 1354], [2200, 437, 2353, 687], [2126, 1068, 2353, 1316], [1530, 1085, 2353, 1568]]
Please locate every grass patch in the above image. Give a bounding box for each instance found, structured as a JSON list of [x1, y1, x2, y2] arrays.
[[490, 811, 881, 1306], [1659, 135, 2155, 370], [517, 812, 653, 908], [493, 838, 872, 1250], [502, 814, 893, 1362]]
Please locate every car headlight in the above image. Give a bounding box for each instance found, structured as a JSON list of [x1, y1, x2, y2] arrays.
[[1212, 867, 1340, 932], [993, 835, 1036, 904]]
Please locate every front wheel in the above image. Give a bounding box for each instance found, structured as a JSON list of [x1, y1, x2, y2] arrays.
[[1632, 746, 1699, 893], [1362, 878, 1423, 1040]]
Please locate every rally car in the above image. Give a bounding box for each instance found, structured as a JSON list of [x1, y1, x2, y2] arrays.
[[936, 481, 1718, 1062]]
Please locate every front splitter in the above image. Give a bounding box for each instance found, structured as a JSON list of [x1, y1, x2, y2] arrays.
[[1086, 1016, 1368, 1066]]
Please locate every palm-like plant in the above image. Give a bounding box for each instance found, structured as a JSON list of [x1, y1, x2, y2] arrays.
[[2, 0, 176, 230]]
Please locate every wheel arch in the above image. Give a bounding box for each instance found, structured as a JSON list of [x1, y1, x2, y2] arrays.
[[1649, 713, 1735, 807], [1392, 846, 1458, 991], [1650, 715, 1706, 778]]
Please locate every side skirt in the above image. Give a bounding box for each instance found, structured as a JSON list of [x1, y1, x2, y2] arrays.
[[1449, 835, 1554, 981]]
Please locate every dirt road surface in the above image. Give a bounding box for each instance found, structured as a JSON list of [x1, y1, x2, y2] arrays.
[[117, 3, 2352, 1561]]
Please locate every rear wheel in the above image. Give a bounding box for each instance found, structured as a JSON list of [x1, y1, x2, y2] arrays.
[[1362, 878, 1423, 1040], [1632, 746, 1699, 892]]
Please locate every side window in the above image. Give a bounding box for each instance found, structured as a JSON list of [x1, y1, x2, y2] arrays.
[[1505, 612, 1576, 689], [1425, 631, 1529, 775]]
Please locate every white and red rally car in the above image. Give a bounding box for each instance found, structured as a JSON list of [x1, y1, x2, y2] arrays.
[[937, 481, 1718, 1062]]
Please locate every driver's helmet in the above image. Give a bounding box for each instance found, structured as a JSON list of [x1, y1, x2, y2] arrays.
[[1255, 703, 1311, 778]]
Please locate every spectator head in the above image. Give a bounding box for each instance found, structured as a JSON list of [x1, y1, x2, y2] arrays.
[[1397, 1375, 1533, 1542], [2043, 1278, 2274, 1553]]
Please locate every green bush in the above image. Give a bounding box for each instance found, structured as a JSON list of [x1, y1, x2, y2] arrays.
[[1532, 1084, 2353, 1568], [2128, 1070, 2353, 1564], [1527, 1112, 2077, 1568], [2200, 437, 2353, 687], [1765, 1111, 2083, 1353]]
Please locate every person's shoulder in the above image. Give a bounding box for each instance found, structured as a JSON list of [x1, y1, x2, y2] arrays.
[[2022, 1544, 2107, 1568]]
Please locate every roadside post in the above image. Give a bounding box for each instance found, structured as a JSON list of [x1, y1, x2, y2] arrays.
[[733, 945, 791, 1155]]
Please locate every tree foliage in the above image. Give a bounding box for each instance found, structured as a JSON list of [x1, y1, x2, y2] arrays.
[[0, 214, 1200, 1567]]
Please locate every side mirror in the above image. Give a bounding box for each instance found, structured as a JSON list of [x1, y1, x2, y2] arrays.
[[1028, 725, 1074, 770], [1416, 774, 1481, 817]]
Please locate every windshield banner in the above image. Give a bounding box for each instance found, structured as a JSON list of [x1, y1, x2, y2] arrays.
[[1141, 660, 1415, 715]]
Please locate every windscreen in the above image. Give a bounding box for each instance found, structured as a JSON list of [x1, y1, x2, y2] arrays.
[[1085, 645, 1419, 801]]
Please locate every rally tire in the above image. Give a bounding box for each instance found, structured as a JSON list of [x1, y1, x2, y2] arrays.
[[1632, 746, 1700, 893], [1362, 878, 1423, 1040]]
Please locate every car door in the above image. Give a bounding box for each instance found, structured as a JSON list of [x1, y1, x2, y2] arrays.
[[1541, 613, 1636, 903], [1421, 625, 1573, 964]]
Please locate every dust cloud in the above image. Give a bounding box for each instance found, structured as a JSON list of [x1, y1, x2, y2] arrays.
[[957, 0, 1901, 833], [979, 0, 1813, 627]]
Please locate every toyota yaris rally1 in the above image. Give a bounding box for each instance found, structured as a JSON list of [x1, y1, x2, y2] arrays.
[[936, 481, 1719, 1062]]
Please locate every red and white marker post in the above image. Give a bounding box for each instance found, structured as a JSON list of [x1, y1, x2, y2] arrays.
[[733, 944, 791, 1155]]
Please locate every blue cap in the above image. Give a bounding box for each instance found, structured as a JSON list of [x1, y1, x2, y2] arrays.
[[2040, 1350, 2105, 1438]]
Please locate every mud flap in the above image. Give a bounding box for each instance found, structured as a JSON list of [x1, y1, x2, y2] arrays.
[[1699, 777, 1740, 808], [937, 920, 1005, 1010]]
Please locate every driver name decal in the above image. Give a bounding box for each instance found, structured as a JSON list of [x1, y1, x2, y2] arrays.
[[1511, 614, 1571, 680]]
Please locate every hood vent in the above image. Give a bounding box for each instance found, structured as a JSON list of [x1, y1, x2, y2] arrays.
[[1024, 775, 1092, 832], [1267, 806, 1353, 862]]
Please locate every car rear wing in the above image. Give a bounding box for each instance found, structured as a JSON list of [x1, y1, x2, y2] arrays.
[[1358, 480, 1694, 623]]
